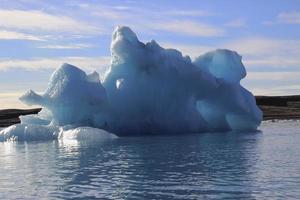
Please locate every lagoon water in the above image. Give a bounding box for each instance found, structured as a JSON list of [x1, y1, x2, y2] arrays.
[[0, 120, 299, 199]]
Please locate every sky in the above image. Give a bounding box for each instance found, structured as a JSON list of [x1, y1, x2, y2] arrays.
[[0, 0, 300, 109]]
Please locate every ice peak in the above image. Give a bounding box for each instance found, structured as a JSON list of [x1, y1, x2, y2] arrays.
[[112, 26, 138, 44]]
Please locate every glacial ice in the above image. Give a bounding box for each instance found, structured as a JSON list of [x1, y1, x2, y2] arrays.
[[0, 26, 262, 141]]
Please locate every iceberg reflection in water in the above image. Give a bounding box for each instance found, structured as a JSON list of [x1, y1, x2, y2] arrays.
[[0, 121, 300, 199]]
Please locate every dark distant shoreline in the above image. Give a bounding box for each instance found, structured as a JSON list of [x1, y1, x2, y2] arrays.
[[256, 95, 300, 120], [0, 108, 41, 127], [1, 95, 300, 127]]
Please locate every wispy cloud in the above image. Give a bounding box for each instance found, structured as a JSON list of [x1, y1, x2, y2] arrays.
[[165, 10, 216, 17], [278, 11, 300, 24], [0, 57, 110, 75], [154, 20, 225, 37], [77, 4, 128, 20], [247, 81, 300, 96], [224, 37, 300, 57], [225, 38, 300, 68], [263, 11, 300, 25], [38, 43, 95, 49], [244, 57, 300, 68], [161, 42, 214, 58], [224, 19, 246, 27], [243, 72, 300, 96], [160, 37, 300, 69], [247, 72, 300, 81], [0, 9, 103, 34], [0, 55, 111, 109], [242, 86, 300, 96], [0, 30, 44, 41], [72, 2, 221, 37], [0, 92, 28, 109]]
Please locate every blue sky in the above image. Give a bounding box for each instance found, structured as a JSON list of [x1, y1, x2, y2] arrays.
[[0, 0, 300, 108]]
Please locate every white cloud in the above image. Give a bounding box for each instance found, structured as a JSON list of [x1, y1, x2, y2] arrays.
[[6, 2, 221, 38], [161, 42, 214, 58], [224, 38, 300, 67], [278, 11, 300, 24], [38, 43, 95, 49], [243, 71, 300, 95], [154, 20, 225, 37], [77, 4, 128, 20], [160, 37, 300, 68], [225, 38, 300, 56], [247, 72, 300, 81], [0, 92, 28, 109], [0, 56, 111, 109], [224, 19, 246, 27], [263, 11, 300, 25], [273, 84, 300, 92], [245, 83, 300, 96], [112, 6, 131, 11], [166, 10, 215, 17], [244, 57, 300, 67], [0, 9, 103, 34], [73, 3, 222, 37], [0, 30, 44, 41], [0, 57, 111, 76]]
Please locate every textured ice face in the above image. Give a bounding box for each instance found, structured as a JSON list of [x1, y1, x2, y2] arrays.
[[1, 26, 262, 141]]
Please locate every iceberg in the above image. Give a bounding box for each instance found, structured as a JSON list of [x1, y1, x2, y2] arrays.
[[0, 26, 262, 141]]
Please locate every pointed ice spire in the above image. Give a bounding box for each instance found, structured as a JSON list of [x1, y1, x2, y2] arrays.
[[112, 26, 139, 45]]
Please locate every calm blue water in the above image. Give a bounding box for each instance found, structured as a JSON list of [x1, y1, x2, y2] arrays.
[[0, 121, 300, 199]]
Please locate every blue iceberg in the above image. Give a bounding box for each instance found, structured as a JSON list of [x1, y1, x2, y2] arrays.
[[0, 26, 262, 141]]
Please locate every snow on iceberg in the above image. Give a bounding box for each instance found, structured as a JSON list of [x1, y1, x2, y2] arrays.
[[1, 26, 262, 141]]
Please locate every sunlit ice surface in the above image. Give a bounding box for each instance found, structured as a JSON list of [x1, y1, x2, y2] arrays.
[[0, 120, 299, 199]]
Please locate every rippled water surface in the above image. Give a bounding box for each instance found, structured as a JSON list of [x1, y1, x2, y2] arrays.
[[0, 121, 300, 199]]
